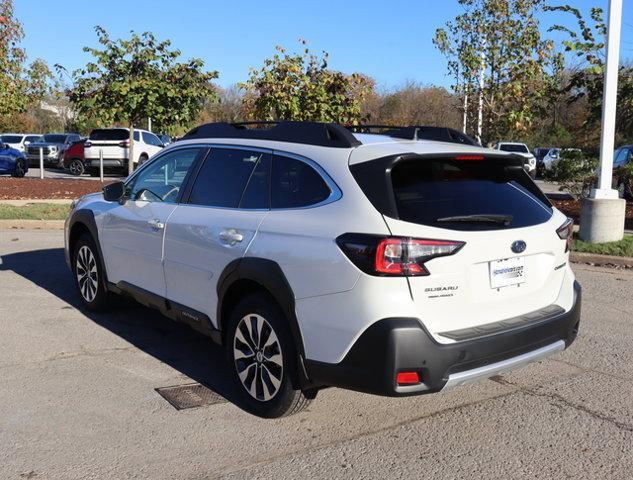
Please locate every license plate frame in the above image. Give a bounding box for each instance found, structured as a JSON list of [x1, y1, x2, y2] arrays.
[[489, 257, 526, 289]]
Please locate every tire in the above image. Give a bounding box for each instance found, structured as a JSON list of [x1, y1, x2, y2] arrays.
[[72, 233, 115, 311], [69, 159, 85, 176], [11, 158, 26, 178], [225, 293, 311, 418], [135, 154, 149, 171]]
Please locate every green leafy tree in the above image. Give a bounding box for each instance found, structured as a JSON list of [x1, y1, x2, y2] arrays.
[[240, 40, 372, 124], [0, 0, 54, 130], [546, 5, 633, 143], [68, 26, 218, 174], [435, 0, 563, 143]]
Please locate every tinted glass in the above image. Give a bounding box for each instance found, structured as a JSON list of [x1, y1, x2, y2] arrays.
[[614, 148, 629, 167], [240, 154, 271, 209], [142, 132, 163, 146], [271, 155, 331, 209], [25, 136, 42, 143], [90, 129, 128, 141], [391, 159, 552, 231], [189, 149, 263, 208], [499, 144, 529, 153], [42, 134, 66, 143], [1, 135, 23, 143], [126, 148, 200, 203]]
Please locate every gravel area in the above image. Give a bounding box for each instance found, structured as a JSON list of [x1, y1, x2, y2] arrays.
[[0, 177, 111, 200]]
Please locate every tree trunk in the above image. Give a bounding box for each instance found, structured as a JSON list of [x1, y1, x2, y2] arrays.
[[128, 123, 135, 176]]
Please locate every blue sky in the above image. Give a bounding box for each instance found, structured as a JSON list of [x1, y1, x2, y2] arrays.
[[15, 0, 633, 91]]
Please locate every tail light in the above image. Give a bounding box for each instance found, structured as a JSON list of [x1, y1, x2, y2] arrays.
[[557, 218, 574, 253], [337, 234, 465, 277], [119, 140, 130, 148]]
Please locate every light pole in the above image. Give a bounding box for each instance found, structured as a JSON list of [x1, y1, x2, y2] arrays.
[[579, 0, 627, 243]]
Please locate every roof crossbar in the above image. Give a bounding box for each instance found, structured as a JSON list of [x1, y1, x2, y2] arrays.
[[183, 121, 362, 148]]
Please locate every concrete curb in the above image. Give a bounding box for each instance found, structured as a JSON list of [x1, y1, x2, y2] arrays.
[[0, 219, 65, 230], [570, 251, 633, 268], [0, 199, 73, 206]]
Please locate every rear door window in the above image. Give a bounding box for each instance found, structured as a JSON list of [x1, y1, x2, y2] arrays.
[[390, 158, 552, 231], [188, 148, 268, 208], [271, 155, 331, 209], [142, 132, 163, 146]]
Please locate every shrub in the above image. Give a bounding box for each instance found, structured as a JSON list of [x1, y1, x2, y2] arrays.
[[545, 150, 598, 199]]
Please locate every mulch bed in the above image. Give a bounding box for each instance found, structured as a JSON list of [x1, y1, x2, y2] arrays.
[[552, 198, 633, 230], [0, 177, 112, 200]]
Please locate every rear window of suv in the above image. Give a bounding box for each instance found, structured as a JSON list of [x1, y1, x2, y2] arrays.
[[390, 158, 552, 230], [498, 144, 529, 153], [89, 129, 129, 141]]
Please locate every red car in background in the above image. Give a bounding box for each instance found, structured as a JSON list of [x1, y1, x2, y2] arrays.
[[62, 139, 87, 176]]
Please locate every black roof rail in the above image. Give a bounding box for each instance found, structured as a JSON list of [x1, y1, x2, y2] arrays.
[[346, 124, 481, 147], [182, 121, 362, 148]]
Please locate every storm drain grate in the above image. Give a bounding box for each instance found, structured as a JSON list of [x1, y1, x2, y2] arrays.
[[155, 383, 228, 410]]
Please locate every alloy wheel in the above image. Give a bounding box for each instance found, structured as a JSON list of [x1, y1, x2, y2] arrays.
[[233, 314, 283, 401], [70, 160, 84, 176], [76, 245, 98, 302]]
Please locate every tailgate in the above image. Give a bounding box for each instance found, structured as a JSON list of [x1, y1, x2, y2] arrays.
[[383, 215, 569, 338], [350, 151, 572, 340]]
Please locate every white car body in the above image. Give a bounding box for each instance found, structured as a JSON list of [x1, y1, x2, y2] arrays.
[[65, 123, 581, 416], [0, 133, 41, 153], [84, 128, 164, 172], [494, 142, 537, 177]]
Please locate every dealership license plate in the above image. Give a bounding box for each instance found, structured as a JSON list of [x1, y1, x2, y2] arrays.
[[490, 257, 526, 289]]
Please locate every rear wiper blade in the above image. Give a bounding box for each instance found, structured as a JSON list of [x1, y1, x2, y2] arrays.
[[437, 214, 513, 226]]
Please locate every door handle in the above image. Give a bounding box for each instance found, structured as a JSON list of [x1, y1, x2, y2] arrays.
[[219, 229, 244, 245], [147, 218, 165, 231]]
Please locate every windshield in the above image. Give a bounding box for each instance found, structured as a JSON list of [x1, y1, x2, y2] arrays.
[[1, 135, 23, 144], [499, 144, 529, 153], [42, 134, 67, 143]]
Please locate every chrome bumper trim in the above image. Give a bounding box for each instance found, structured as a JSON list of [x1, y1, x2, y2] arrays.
[[442, 340, 565, 390]]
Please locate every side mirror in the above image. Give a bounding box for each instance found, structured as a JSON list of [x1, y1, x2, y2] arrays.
[[103, 181, 126, 203]]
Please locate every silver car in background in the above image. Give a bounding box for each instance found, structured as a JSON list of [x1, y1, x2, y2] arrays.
[[26, 133, 82, 168]]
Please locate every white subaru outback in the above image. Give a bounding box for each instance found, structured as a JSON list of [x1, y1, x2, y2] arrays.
[[65, 122, 581, 418]]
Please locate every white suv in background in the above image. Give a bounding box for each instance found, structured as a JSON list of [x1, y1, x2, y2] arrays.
[[494, 142, 537, 178], [84, 128, 164, 175], [65, 122, 581, 418], [0, 133, 42, 153]]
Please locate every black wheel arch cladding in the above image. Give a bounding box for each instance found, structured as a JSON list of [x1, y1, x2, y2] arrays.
[[68, 209, 109, 284], [217, 257, 311, 387]]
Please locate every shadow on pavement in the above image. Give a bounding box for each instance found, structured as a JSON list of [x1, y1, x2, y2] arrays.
[[0, 247, 243, 409]]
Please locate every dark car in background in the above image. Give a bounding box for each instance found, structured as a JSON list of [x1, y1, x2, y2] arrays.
[[612, 145, 633, 199], [0, 141, 28, 177], [26, 133, 82, 168]]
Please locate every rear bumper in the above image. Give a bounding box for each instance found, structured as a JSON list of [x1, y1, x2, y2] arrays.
[[305, 281, 581, 396], [87, 158, 128, 168]]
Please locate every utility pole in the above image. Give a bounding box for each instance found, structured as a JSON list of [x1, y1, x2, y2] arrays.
[[476, 40, 487, 145], [579, 0, 626, 243]]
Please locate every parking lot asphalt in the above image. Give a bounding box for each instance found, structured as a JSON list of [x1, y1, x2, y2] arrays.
[[0, 229, 632, 480]]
